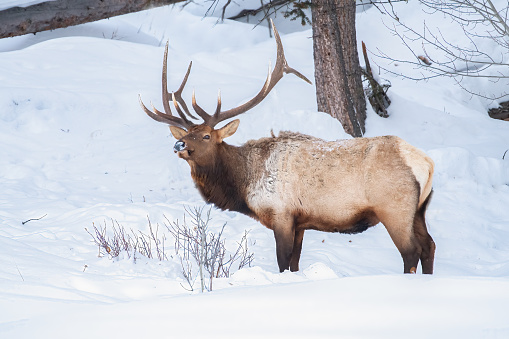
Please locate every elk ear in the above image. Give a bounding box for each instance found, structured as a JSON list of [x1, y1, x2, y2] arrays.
[[169, 126, 188, 139], [216, 119, 240, 142]]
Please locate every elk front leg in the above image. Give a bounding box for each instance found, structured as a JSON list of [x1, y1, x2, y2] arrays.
[[290, 229, 305, 272], [273, 218, 295, 273]]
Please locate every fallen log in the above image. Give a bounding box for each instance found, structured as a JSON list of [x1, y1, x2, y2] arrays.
[[0, 0, 185, 39]]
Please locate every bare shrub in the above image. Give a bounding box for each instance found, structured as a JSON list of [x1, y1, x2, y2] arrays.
[[166, 206, 254, 292], [85, 220, 134, 259], [85, 217, 166, 262], [86, 207, 253, 292]]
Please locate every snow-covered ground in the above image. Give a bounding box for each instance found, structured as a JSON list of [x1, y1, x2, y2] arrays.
[[1, 1, 508, 338], [0, 0, 55, 11]]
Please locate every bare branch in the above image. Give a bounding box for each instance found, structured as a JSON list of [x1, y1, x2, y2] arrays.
[[371, 0, 509, 99], [21, 214, 47, 225]]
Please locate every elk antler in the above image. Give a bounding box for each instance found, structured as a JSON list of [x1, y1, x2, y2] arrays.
[[140, 19, 311, 129]]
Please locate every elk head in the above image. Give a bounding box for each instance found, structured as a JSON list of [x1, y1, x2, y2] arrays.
[[139, 20, 311, 166]]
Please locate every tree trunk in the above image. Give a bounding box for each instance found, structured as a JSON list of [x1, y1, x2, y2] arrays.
[[0, 0, 185, 39], [311, 0, 366, 137]]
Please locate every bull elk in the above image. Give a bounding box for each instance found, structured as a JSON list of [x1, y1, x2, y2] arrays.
[[139, 22, 436, 274]]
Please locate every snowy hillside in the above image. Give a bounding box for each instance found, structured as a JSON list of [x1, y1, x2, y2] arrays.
[[1, 1, 508, 338]]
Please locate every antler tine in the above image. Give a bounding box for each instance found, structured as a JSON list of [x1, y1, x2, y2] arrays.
[[214, 90, 222, 118], [192, 89, 214, 122], [139, 41, 196, 129], [171, 61, 199, 121], [204, 19, 312, 127], [161, 41, 197, 123], [190, 89, 223, 125], [172, 92, 199, 125], [138, 95, 189, 129], [270, 20, 312, 89]]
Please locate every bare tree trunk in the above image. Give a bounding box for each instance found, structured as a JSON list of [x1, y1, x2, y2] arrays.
[[311, 0, 366, 137], [0, 0, 185, 39]]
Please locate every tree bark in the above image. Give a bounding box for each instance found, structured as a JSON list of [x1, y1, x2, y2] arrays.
[[311, 0, 366, 137], [0, 0, 185, 39]]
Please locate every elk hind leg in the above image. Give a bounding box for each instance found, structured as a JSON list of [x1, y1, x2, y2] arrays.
[[379, 212, 421, 274], [413, 195, 435, 274]]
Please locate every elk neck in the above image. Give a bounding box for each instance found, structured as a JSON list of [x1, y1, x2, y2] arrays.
[[189, 142, 254, 216]]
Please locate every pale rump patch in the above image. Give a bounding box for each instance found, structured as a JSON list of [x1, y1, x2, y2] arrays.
[[397, 138, 434, 207]]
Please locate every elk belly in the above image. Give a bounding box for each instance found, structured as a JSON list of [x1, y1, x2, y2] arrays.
[[293, 206, 380, 234]]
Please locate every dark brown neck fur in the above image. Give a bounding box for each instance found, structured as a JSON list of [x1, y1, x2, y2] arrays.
[[190, 143, 254, 216]]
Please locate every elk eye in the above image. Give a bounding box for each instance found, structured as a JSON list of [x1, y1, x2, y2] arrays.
[[203, 135, 210, 140]]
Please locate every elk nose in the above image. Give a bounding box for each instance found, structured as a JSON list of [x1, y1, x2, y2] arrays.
[[174, 140, 186, 153]]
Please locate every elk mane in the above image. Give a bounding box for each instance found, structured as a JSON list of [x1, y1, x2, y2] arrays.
[[191, 144, 253, 217]]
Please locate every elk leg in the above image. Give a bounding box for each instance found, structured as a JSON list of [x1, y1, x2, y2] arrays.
[[401, 248, 421, 274], [379, 212, 421, 274], [273, 221, 295, 273], [420, 236, 435, 274], [413, 210, 436, 274], [290, 229, 305, 272], [393, 234, 421, 274]]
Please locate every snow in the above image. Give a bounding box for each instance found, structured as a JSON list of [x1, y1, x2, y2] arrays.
[[0, 0, 55, 11], [4, 276, 508, 338], [1, 1, 509, 338]]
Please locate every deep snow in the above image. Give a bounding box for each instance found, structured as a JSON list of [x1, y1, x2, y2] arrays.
[[0, 1, 509, 338]]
